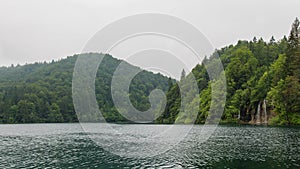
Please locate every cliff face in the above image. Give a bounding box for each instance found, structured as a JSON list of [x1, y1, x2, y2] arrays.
[[247, 99, 270, 125]]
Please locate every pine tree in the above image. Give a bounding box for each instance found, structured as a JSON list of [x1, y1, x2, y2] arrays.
[[277, 18, 300, 125], [253, 37, 257, 43], [180, 69, 186, 81], [270, 36, 276, 44], [288, 18, 299, 50], [287, 18, 300, 78]]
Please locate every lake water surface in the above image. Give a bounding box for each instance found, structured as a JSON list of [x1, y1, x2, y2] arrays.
[[0, 124, 299, 168]]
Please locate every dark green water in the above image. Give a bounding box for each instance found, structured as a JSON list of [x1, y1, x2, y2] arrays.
[[0, 124, 299, 169]]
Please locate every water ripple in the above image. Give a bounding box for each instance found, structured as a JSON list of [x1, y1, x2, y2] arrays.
[[0, 124, 299, 168]]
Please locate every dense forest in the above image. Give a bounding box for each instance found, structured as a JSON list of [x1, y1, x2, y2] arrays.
[[158, 18, 300, 126], [0, 54, 171, 123], [0, 18, 299, 125]]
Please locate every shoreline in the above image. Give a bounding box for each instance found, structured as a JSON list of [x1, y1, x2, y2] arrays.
[[0, 121, 298, 127]]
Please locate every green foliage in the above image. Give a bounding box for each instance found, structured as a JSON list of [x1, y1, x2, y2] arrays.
[[160, 18, 299, 126], [267, 18, 300, 125], [1, 19, 299, 126], [0, 53, 171, 123]]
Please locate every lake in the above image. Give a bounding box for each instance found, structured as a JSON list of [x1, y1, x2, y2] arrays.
[[0, 124, 299, 168]]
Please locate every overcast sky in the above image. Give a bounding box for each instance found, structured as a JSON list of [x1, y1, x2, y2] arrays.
[[0, 0, 299, 69]]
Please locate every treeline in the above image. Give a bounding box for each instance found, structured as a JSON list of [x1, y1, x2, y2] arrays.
[[0, 54, 171, 123], [158, 18, 300, 125], [0, 19, 299, 125]]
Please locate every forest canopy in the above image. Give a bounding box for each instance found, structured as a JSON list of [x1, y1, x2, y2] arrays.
[[0, 18, 299, 125]]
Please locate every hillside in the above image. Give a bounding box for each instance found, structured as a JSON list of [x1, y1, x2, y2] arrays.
[[159, 18, 300, 126], [0, 53, 172, 123], [1, 19, 299, 126]]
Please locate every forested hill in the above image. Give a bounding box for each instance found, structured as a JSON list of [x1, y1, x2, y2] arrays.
[[158, 18, 300, 126], [1, 19, 299, 125], [0, 53, 172, 123]]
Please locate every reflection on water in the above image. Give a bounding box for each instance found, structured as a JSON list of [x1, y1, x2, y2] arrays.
[[0, 124, 299, 168]]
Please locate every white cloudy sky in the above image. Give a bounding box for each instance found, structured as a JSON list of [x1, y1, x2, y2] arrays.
[[0, 0, 299, 69]]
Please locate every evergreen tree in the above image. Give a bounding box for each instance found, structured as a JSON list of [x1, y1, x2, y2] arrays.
[[287, 18, 300, 78], [180, 69, 186, 81], [253, 37, 257, 43], [268, 18, 300, 125], [270, 36, 276, 44]]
